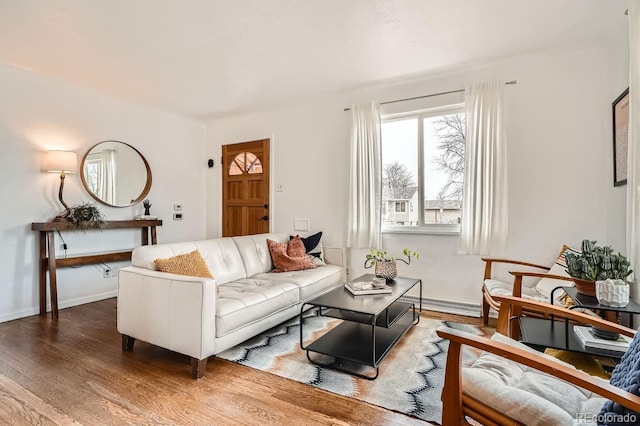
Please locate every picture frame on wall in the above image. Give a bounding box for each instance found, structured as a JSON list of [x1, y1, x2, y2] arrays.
[[613, 87, 629, 187]]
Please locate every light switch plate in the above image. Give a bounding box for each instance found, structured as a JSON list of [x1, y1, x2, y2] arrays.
[[293, 219, 310, 232]]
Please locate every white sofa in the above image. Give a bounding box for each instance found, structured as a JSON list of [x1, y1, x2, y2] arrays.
[[117, 233, 346, 378]]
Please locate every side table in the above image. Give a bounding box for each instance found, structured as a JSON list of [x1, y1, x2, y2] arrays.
[[518, 317, 628, 359], [552, 286, 640, 328]]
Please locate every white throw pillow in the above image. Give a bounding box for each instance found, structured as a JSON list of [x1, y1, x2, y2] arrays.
[[535, 245, 580, 301]]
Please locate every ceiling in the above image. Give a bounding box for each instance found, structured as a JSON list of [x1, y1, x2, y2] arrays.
[[0, 0, 628, 119]]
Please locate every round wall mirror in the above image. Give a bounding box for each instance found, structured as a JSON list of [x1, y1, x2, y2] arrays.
[[80, 141, 152, 207]]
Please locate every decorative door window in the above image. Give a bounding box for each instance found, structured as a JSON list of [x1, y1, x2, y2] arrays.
[[229, 152, 263, 175]]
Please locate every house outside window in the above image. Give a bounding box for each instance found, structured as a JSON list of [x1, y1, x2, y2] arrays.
[[381, 104, 465, 233]]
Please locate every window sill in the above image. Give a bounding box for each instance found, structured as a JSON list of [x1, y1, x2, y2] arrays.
[[382, 225, 460, 236]]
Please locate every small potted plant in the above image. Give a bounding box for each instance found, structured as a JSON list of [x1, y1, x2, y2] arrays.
[[565, 239, 632, 297], [364, 248, 419, 282], [68, 202, 105, 231], [595, 278, 631, 307]]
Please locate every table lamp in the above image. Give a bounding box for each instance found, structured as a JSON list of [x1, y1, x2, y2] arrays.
[[46, 150, 77, 221]]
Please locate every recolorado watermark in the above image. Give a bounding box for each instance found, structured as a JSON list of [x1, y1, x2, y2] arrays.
[[576, 412, 638, 423]]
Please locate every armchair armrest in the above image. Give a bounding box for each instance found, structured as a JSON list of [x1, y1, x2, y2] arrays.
[[507, 271, 574, 298], [436, 326, 640, 425], [482, 257, 550, 280]]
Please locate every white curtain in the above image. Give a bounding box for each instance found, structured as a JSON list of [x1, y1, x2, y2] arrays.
[[100, 149, 117, 205], [347, 101, 382, 249], [627, 1, 640, 298], [458, 81, 508, 256]]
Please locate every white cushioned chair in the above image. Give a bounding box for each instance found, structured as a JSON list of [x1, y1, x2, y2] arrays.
[[437, 295, 640, 425], [481, 245, 579, 324]]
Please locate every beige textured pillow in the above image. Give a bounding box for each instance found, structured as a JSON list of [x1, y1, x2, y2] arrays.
[[154, 250, 213, 278]]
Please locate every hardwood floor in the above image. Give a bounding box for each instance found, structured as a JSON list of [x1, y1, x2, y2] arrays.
[[0, 299, 494, 425]]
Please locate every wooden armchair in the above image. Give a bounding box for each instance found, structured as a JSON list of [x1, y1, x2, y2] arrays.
[[437, 295, 639, 425], [482, 247, 577, 324]]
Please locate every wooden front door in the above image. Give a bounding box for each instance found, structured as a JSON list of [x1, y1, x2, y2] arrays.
[[222, 139, 270, 237]]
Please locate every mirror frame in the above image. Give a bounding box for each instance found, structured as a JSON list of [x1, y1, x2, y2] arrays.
[[80, 141, 152, 208]]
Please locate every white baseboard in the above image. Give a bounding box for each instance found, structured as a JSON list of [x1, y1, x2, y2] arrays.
[[399, 295, 481, 318], [0, 290, 117, 324]]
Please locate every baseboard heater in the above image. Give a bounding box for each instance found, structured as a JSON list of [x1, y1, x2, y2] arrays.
[[398, 295, 481, 318]]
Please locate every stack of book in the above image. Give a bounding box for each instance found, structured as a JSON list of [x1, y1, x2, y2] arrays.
[[574, 325, 632, 353], [344, 280, 391, 296]]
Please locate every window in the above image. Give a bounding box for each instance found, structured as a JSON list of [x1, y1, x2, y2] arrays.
[[381, 104, 465, 233], [84, 157, 102, 196], [229, 151, 263, 175]]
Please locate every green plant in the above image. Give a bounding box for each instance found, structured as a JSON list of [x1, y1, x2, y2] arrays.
[[68, 202, 105, 231], [364, 248, 419, 268], [565, 239, 632, 281]]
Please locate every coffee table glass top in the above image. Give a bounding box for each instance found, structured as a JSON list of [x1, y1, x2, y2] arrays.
[[307, 274, 420, 316]]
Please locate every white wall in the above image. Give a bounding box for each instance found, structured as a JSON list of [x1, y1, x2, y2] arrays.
[[0, 16, 624, 322], [0, 63, 207, 322], [206, 38, 629, 314]]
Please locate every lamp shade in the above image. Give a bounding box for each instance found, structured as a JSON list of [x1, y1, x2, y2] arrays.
[[46, 150, 77, 173]]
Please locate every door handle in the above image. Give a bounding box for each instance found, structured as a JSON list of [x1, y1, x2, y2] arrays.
[[259, 215, 269, 221]]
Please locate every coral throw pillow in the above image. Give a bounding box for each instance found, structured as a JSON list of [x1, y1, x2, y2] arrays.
[[290, 232, 325, 266], [154, 250, 213, 278], [267, 237, 317, 273]]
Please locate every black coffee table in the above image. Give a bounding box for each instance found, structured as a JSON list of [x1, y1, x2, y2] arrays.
[[299, 274, 422, 379]]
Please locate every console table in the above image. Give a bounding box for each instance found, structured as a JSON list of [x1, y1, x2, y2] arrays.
[[31, 219, 162, 319]]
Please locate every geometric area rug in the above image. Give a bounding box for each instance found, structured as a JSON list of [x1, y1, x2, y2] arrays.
[[218, 313, 485, 424]]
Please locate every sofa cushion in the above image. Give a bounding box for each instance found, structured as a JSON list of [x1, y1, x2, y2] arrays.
[[216, 278, 299, 337], [131, 238, 247, 285], [484, 279, 551, 303], [154, 250, 213, 278], [232, 233, 290, 276], [267, 238, 317, 273], [254, 264, 343, 302], [463, 332, 608, 425]]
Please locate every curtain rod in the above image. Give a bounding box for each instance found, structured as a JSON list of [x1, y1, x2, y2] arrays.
[[343, 80, 517, 111]]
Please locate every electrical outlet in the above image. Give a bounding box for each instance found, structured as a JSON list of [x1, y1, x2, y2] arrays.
[[173, 203, 183, 211], [103, 269, 112, 278], [173, 213, 183, 220]]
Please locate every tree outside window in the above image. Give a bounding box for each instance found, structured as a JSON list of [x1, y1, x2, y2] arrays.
[[381, 106, 465, 232]]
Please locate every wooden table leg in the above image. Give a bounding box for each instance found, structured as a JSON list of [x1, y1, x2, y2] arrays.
[[150, 226, 157, 245], [46, 231, 59, 319], [141, 227, 149, 246], [39, 231, 47, 315]]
